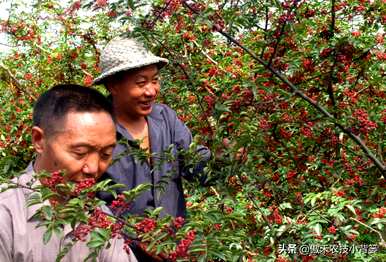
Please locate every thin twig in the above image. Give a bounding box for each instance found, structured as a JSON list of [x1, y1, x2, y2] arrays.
[[268, 23, 286, 67], [0, 42, 16, 48], [0, 62, 36, 99], [327, 0, 337, 116], [330, 0, 336, 35], [349, 217, 386, 248], [259, 4, 270, 59], [268, 0, 300, 66], [192, 40, 218, 65]]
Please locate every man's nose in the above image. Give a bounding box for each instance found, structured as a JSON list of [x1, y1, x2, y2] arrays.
[[82, 153, 99, 176], [144, 83, 158, 97]]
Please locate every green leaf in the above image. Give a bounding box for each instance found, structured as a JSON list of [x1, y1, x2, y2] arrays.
[[147, 232, 169, 251], [43, 228, 53, 244], [147, 207, 163, 218], [208, 250, 226, 260], [346, 205, 356, 215], [41, 205, 53, 220], [123, 183, 152, 201], [94, 228, 111, 241], [27, 192, 43, 206], [369, 218, 386, 226], [313, 223, 322, 236], [87, 240, 105, 249], [279, 202, 292, 210]]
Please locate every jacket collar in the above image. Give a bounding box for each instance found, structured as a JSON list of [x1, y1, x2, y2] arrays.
[[116, 104, 164, 142]]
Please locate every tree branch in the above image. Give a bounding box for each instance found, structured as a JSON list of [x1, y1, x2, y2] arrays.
[[349, 217, 386, 248], [0, 62, 36, 99], [259, 4, 270, 58], [327, 0, 337, 116], [330, 0, 336, 36]]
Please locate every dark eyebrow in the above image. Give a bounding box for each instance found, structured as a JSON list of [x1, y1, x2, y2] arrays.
[[136, 72, 159, 79], [70, 143, 116, 150]]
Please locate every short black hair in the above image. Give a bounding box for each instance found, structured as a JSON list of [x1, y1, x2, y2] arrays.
[[33, 84, 114, 136]]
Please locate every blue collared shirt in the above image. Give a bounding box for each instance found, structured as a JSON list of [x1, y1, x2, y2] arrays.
[[98, 104, 211, 218]]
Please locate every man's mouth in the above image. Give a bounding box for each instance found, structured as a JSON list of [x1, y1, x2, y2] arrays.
[[139, 101, 152, 107]]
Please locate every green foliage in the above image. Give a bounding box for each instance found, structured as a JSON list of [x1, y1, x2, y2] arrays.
[[0, 0, 385, 261]]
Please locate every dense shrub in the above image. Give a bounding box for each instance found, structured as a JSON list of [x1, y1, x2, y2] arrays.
[[0, 0, 385, 261]]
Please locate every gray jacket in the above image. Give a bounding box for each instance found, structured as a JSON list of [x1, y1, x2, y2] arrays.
[[98, 104, 211, 218]]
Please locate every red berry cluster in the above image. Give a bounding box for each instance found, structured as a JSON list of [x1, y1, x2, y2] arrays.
[[267, 207, 283, 225], [109, 194, 131, 215], [353, 109, 378, 134], [65, 1, 81, 15], [173, 216, 185, 229], [111, 221, 124, 238], [73, 224, 92, 241], [279, 128, 292, 140], [134, 218, 156, 233], [372, 207, 386, 218], [335, 190, 345, 197], [224, 205, 233, 214], [40, 171, 64, 191], [83, 75, 93, 87], [259, 118, 271, 130], [88, 208, 112, 229], [320, 47, 333, 58], [169, 230, 196, 261], [151, 0, 181, 22], [74, 210, 122, 242], [328, 225, 337, 234], [213, 223, 222, 230], [343, 88, 359, 104], [278, 13, 295, 24], [302, 58, 314, 72], [300, 126, 313, 138], [73, 178, 96, 195], [96, 0, 107, 8]]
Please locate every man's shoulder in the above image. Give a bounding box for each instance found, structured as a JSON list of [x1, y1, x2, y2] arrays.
[[0, 187, 21, 202], [0, 173, 34, 205], [0, 186, 26, 223], [151, 103, 178, 120], [153, 103, 174, 112]]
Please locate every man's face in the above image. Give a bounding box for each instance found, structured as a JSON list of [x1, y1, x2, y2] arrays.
[[110, 64, 160, 119], [33, 111, 116, 182]]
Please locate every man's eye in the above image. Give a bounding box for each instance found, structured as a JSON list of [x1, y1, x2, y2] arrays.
[[73, 152, 87, 158], [101, 152, 112, 160], [136, 81, 146, 86]]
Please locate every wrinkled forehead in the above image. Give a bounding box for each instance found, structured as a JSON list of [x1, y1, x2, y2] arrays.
[[52, 111, 116, 145], [113, 64, 160, 81]]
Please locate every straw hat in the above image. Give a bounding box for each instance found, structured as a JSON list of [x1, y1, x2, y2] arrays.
[[93, 38, 169, 85]]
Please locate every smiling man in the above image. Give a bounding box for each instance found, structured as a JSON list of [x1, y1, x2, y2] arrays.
[[94, 38, 211, 218], [94, 38, 211, 260], [0, 84, 137, 261]]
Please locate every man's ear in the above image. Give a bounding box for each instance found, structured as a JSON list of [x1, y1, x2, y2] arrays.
[[32, 126, 45, 154]]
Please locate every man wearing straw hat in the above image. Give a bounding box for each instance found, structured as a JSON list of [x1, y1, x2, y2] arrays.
[[94, 38, 211, 219]]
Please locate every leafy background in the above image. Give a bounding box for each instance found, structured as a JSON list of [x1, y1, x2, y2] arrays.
[[0, 0, 385, 261]]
